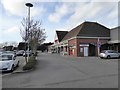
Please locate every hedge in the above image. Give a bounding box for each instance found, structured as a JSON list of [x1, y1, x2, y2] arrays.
[[23, 56, 37, 70]]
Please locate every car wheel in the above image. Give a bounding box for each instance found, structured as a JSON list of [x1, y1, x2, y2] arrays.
[[16, 61, 19, 67], [11, 65, 14, 72], [107, 55, 110, 59], [119, 55, 120, 59]]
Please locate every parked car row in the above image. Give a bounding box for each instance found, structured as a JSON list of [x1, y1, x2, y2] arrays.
[[16, 50, 32, 57], [99, 50, 120, 59], [0, 50, 36, 72], [1, 50, 36, 57]]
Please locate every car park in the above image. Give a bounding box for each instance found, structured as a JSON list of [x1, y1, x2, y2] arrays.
[[0, 53, 19, 72], [99, 50, 120, 59]]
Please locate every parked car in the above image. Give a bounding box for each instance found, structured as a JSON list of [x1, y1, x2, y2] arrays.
[[0, 53, 19, 72], [23, 51, 32, 57], [2, 51, 16, 56], [16, 50, 24, 56], [0, 51, 2, 55], [99, 50, 120, 59]]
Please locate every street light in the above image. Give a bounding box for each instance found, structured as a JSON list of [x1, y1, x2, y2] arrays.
[[25, 3, 33, 62]]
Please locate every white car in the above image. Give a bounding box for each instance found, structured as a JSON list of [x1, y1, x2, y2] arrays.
[[99, 50, 120, 59], [0, 53, 19, 72]]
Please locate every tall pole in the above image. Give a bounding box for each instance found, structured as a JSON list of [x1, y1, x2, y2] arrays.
[[97, 38, 100, 56], [27, 6, 30, 62], [25, 3, 33, 62]]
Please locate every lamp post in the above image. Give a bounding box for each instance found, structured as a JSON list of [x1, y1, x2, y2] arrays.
[[25, 3, 33, 62]]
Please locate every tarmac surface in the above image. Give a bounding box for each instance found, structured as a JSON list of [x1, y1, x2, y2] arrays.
[[2, 52, 118, 88]]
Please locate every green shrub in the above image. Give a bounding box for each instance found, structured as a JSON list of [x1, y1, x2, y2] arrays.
[[23, 56, 37, 70], [33, 51, 38, 56]]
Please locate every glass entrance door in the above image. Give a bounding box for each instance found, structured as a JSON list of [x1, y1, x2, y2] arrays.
[[84, 47, 88, 56]]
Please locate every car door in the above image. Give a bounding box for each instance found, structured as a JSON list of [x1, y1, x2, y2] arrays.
[[113, 51, 119, 58], [111, 51, 119, 58], [108, 51, 114, 58]]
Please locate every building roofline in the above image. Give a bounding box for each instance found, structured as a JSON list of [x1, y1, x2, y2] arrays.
[[61, 21, 110, 41], [111, 26, 120, 30]]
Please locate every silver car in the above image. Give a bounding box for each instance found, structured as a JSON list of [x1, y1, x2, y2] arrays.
[[99, 50, 120, 59]]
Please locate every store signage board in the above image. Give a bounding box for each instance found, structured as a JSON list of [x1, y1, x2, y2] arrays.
[[80, 44, 89, 47]]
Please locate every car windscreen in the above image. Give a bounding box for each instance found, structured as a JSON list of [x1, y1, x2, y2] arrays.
[[0, 55, 13, 61], [107, 50, 117, 53], [101, 50, 106, 53], [112, 50, 118, 53]]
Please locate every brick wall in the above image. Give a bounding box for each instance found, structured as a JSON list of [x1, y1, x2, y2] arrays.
[[68, 38, 77, 57], [77, 38, 109, 56], [68, 38, 109, 57]]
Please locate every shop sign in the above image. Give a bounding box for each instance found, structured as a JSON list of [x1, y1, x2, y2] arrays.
[[79, 44, 89, 47], [72, 46, 76, 48]]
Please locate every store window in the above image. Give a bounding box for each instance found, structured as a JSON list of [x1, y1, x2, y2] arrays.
[[80, 48, 83, 52]]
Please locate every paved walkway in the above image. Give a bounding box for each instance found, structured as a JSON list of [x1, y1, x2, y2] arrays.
[[13, 56, 26, 73]]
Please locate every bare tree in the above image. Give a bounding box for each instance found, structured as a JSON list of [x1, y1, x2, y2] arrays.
[[20, 18, 46, 62], [28, 20, 46, 54], [0, 42, 7, 48], [20, 18, 28, 63], [9, 41, 18, 47], [3, 42, 8, 47], [20, 18, 29, 42]]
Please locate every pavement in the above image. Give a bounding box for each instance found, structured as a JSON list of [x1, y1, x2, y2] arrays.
[[2, 52, 118, 88], [12, 56, 26, 73]]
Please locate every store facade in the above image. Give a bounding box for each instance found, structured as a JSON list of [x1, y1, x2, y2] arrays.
[[60, 21, 110, 57], [108, 27, 120, 52]]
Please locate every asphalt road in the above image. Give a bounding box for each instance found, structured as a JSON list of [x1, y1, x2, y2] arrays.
[[2, 53, 118, 88]]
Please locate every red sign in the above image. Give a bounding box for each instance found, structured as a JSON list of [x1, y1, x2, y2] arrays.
[[55, 39, 58, 42]]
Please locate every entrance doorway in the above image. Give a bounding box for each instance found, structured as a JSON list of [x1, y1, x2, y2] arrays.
[[84, 47, 88, 56], [89, 44, 96, 56]]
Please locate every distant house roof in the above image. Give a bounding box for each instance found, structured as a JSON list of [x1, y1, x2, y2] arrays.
[[62, 21, 110, 41], [56, 31, 68, 42]]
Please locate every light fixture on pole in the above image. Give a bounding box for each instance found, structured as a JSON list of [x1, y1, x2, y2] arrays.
[[25, 3, 33, 62]]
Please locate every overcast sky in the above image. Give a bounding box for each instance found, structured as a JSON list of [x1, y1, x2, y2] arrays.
[[0, 0, 119, 43]]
